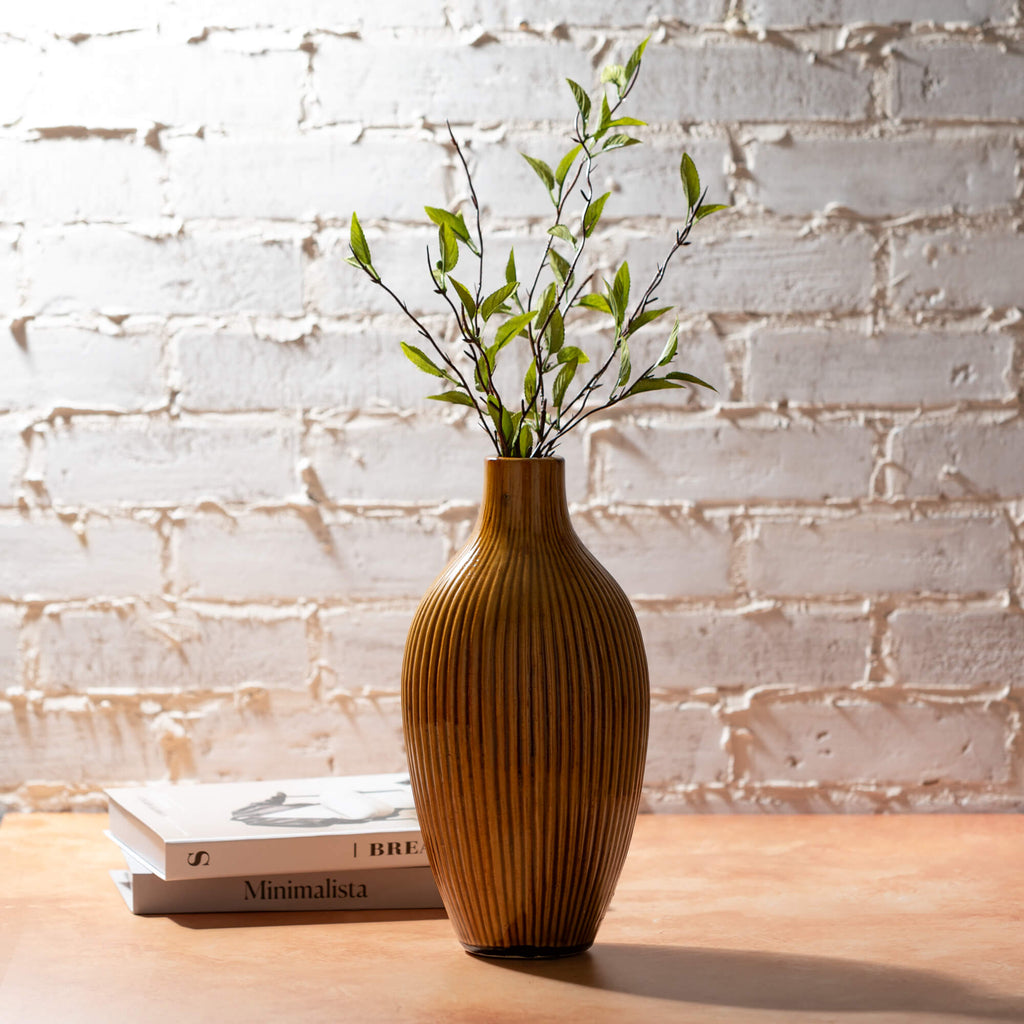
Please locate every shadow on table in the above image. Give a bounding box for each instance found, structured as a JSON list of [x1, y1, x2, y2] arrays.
[[491, 943, 1024, 1021], [169, 907, 448, 929]]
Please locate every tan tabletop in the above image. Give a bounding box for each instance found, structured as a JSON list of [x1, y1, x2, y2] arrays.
[[1, 812, 1022, 1023]]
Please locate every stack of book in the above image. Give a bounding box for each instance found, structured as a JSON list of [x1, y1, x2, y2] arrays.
[[105, 771, 442, 915]]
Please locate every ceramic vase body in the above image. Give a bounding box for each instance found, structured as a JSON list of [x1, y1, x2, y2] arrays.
[[402, 457, 649, 958]]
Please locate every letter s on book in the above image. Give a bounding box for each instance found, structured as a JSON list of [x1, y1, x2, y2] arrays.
[[186, 850, 211, 867]]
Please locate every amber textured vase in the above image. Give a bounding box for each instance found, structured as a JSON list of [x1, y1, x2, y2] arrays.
[[402, 456, 649, 958]]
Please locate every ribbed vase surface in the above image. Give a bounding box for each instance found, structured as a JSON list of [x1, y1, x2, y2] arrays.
[[402, 457, 650, 958]]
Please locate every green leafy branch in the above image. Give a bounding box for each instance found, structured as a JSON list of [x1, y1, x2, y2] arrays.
[[346, 37, 727, 458]]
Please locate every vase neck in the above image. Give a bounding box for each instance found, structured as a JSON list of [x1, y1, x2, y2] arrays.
[[475, 458, 573, 539]]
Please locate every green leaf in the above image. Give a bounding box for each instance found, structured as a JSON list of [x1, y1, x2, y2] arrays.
[[583, 191, 611, 237], [494, 310, 538, 351], [695, 202, 729, 221], [349, 212, 372, 265], [555, 144, 582, 187], [524, 360, 539, 405], [536, 281, 557, 322], [579, 293, 613, 315], [516, 422, 533, 458], [480, 281, 519, 322], [553, 357, 578, 407], [521, 152, 555, 193], [505, 248, 517, 286], [449, 277, 476, 319], [613, 262, 631, 317], [486, 395, 503, 429], [549, 248, 572, 288], [439, 223, 459, 273], [547, 224, 576, 245], [425, 206, 474, 247], [501, 408, 515, 448], [625, 377, 684, 396], [625, 305, 672, 336], [666, 370, 717, 391], [546, 307, 565, 354], [401, 341, 447, 378], [606, 116, 647, 127], [616, 340, 631, 389], [601, 134, 642, 152], [680, 152, 701, 210], [624, 36, 649, 85], [476, 351, 496, 392], [428, 390, 476, 407], [567, 78, 591, 127], [557, 344, 589, 365], [600, 63, 627, 90], [597, 92, 613, 137], [657, 320, 680, 366]]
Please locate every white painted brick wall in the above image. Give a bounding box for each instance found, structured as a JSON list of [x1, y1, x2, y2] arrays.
[[174, 512, 446, 601], [1, 324, 166, 413], [747, 134, 1017, 217], [1, 1, 1022, 814], [892, 41, 1024, 122], [0, 139, 165, 224], [890, 228, 1024, 311], [0, 517, 163, 600], [892, 419, 1024, 499], [24, 228, 305, 316], [41, 416, 302, 506], [745, 0, 1016, 26], [638, 607, 871, 690], [889, 608, 1024, 690], [735, 696, 1013, 786], [594, 414, 876, 504], [34, 607, 311, 693], [749, 515, 1013, 598], [746, 330, 1015, 406]]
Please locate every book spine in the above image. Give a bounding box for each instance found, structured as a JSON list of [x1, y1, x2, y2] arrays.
[[117, 866, 443, 915], [162, 831, 430, 881]]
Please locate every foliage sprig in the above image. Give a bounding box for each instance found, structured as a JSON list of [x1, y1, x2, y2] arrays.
[[347, 38, 727, 458]]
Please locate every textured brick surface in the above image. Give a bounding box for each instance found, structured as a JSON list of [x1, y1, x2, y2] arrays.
[[175, 512, 446, 601], [745, 0, 1016, 25], [1, 324, 166, 413], [748, 135, 1016, 217], [0, 607, 19, 687], [892, 420, 1024, 500], [749, 516, 1013, 597], [595, 415, 875, 504], [43, 416, 301, 506], [35, 608, 312, 692], [890, 608, 1024, 690], [639, 607, 871, 691], [645, 701, 729, 787], [746, 330, 1015, 406], [893, 42, 1024, 121], [0, 517, 162, 600], [1, 5, 1021, 813], [890, 229, 1024, 312], [737, 696, 1013, 785], [24, 227, 305, 316]]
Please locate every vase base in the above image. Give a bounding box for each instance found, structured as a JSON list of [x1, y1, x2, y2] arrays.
[[462, 941, 593, 960]]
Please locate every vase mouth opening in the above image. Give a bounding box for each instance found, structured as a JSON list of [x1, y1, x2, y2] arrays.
[[484, 456, 564, 463]]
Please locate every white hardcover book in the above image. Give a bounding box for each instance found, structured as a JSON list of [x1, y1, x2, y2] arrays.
[[110, 846, 443, 915], [105, 772, 429, 881]]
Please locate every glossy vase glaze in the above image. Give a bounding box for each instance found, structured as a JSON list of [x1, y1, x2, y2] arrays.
[[402, 457, 650, 958]]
